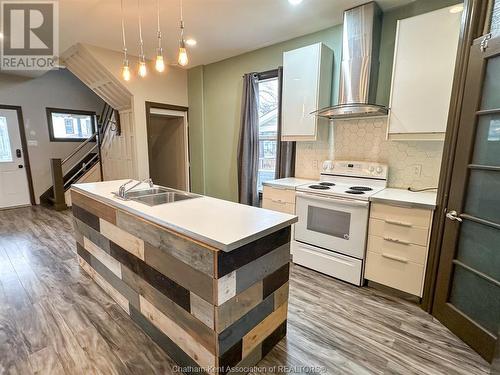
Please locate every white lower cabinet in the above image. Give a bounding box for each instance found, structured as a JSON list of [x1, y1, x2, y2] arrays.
[[365, 203, 433, 297]]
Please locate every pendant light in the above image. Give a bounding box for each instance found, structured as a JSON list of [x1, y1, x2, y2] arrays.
[[177, 0, 188, 66], [120, 0, 131, 81], [155, 0, 165, 72], [137, 0, 147, 77]]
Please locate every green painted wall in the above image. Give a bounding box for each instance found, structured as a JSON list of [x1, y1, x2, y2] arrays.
[[188, 0, 459, 202]]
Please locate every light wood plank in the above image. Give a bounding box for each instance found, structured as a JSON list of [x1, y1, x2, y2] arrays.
[[273, 282, 289, 310], [78, 256, 129, 314], [100, 218, 145, 260], [83, 237, 122, 278], [190, 292, 215, 329], [139, 295, 216, 369], [217, 271, 236, 306], [242, 302, 288, 357]]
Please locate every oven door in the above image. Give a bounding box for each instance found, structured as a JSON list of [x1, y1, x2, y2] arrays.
[[295, 192, 369, 259]]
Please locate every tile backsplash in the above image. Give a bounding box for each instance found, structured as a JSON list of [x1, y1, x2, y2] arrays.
[[295, 118, 444, 190]]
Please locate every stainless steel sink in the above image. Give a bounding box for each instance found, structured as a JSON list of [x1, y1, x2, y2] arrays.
[[123, 187, 200, 206]]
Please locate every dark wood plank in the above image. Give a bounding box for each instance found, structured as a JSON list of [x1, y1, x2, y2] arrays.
[[217, 227, 290, 278], [73, 217, 111, 253], [263, 263, 290, 299], [72, 205, 100, 232]]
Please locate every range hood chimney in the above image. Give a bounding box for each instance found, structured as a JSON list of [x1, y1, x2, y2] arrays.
[[313, 2, 388, 120]]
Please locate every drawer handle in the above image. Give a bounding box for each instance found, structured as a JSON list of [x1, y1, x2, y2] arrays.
[[271, 199, 286, 204], [383, 236, 410, 245], [382, 253, 409, 263], [384, 219, 412, 227]]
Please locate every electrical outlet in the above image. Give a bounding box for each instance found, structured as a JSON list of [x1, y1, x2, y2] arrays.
[[312, 160, 318, 169], [412, 164, 422, 177]]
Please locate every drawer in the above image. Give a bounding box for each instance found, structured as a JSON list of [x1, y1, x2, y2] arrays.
[[293, 241, 363, 286], [367, 235, 427, 265], [368, 218, 430, 247], [262, 198, 295, 214], [262, 186, 296, 204], [365, 251, 425, 297], [370, 203, 432, 229]]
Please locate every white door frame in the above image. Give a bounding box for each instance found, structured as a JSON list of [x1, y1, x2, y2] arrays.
[[0, 105, 34, 207], [146, 104, 190, 191]]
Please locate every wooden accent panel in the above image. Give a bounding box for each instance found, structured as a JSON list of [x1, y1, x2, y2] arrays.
[[262, 263, 290, 298], [370, 203, 432, 228], [262, 186, 296, 204], [216, 281, 263, 334], [72, 191, 116, 225], [217, 227, 290, 278], [145, 243, 214, 304], [273, 282, 289, 310], [261, 320, 287, 357], [242, 302, 288, 357], [369, 218, 430, 247], [121, 267, 216, 355], [72, 205, 100, 232], [262, 199, 295, 214], [116, 210, 216, 276], [139, 296, 216, 369], [78, 256, 129, 314], [73, 218, 110, 252], [83, 237, 122, 278], [100, 219, 145, 260], [217, 271, 236, 306], [190, 292, 215, 329]]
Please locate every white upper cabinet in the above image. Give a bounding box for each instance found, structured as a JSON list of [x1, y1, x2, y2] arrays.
[[387, 5, 462, 140], [282, 43, 333, 141]]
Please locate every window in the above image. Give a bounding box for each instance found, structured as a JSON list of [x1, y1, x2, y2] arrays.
[[257, 74, 279, 191], [47, 108, 96, 142], [0, 116, 13, 162]]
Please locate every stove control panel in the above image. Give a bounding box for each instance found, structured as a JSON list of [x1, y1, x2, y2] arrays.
[[321, 160, 388, 180]]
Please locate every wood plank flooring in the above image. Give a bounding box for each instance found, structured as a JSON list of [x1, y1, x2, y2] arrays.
[[0, 206, 490, 375]]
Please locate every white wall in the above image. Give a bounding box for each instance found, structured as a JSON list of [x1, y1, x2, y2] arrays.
[[83, 44, 189, 179], [0, 69, 104, 203]]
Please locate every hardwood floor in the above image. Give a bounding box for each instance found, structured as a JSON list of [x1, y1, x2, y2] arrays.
[[0, 206, 490, 375]]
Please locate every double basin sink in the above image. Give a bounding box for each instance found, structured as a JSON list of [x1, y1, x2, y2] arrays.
[[119, 187, 200, 206]]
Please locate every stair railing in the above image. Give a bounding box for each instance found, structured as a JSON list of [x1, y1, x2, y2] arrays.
[[50, 131, 100, 211]]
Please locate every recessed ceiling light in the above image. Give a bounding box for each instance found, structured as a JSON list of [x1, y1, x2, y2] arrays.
[[185, 38, 197, 46], [449, 4, 464, 13], [288, 0, 303, 5]]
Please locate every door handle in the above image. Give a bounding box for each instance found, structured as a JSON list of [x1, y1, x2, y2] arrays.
[[446, 210, 463, 223], [16, 149, 22, 158], [18, 165, 24, 169]]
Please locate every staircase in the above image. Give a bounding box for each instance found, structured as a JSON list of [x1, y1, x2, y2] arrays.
[[40, 103, 120, 210]]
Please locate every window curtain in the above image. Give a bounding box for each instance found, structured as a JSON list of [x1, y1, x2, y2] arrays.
[[275, 66, 296, 179], [237, 73, 260, 206]]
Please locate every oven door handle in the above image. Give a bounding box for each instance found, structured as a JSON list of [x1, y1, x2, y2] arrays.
[[296, 192, 370, 207]]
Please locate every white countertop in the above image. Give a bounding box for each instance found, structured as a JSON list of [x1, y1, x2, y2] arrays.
[[72, 180, 297, 252], [370, 188, 437, 210], [262, 177, 316, 190]]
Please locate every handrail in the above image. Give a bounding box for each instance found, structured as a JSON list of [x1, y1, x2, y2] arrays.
[[62, 132, 98, 165]]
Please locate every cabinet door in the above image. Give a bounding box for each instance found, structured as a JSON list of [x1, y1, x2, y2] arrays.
[[282, 43, 320, 141], [387, 5, 461, 139]]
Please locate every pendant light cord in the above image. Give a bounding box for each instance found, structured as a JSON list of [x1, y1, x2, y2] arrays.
[[157, 0, 162, 50], [121, 0, 127, 59], [138, 0, 145, 60], [179, 0, 184, 40]]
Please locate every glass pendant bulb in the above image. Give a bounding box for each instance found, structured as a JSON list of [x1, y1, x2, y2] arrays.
[[178, 41, 188, 66], [138, 60, 147, 77], [155, 50, 165, 72], [122, 61, 131, 81]]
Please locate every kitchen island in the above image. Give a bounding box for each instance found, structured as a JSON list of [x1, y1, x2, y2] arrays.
[[70, 180, 296, 374]]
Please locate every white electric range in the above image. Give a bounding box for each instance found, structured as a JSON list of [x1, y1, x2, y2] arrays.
[[292, 161, 388, 286]]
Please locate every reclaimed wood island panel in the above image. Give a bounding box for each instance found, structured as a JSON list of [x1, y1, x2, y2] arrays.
[[70, 181, 297, 374]]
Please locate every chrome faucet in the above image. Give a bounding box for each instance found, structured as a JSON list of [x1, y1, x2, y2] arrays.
[[118, 178, 154, 199]]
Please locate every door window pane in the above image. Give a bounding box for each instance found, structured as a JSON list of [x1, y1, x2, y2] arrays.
[[449, 264, 500, 335], [307, 206, 351, 240], [465, 169, 500, 223], [0, 116, 13, 162], [257, 77, 279, 191], [491, 0, 500, 37], [472, 114, 500, 166], [456, 220, 500, 281], [480, 55, 500, 110]]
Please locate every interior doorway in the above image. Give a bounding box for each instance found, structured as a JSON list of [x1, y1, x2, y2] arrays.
[[145, 103, 189, 191], [0, 105, 34, 209]]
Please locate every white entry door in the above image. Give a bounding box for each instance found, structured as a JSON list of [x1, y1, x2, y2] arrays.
[[0, 108, 31, 208]]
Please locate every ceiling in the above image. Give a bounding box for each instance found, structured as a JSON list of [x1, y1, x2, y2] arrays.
[[59, 0, 412, 68]]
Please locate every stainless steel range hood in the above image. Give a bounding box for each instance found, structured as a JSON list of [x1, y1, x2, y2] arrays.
[[313, 2, 388, 120]]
